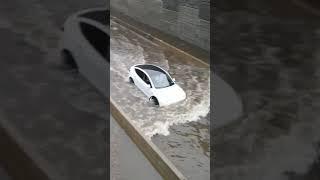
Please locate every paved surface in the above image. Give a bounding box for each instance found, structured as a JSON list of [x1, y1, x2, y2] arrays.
[[111, 0, 210, 51], [110, 116, 162, 180]]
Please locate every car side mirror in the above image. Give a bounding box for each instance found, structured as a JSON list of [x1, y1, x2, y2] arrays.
[[172, 78, 176, 82]]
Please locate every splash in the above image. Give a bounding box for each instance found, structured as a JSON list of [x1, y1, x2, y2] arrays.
[[111, 25, 210, 139], [110, 35, 146, 80]]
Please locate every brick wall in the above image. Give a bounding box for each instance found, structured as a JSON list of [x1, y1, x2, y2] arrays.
[[111, 0, 210, 51]]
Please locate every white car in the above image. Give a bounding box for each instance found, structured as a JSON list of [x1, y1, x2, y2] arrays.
[[60, 8, 109, 96], [129, 64, 186, 106]]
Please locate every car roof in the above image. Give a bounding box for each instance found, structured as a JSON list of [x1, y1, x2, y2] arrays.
[[79, 9, 109, 26], [135, 64, 167, 74]]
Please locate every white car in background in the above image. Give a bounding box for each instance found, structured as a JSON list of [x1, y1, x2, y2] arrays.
[[60, 8, 109, 96], [129, 64, 186, 106]]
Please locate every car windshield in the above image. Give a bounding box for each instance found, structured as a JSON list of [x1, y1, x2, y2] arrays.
[[145, 69, 174, 88]]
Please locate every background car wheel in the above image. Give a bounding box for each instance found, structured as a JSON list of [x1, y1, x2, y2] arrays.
[[61, 50, 78, 72], [151, 97, 159, 106], [129, 77, 134, 84]]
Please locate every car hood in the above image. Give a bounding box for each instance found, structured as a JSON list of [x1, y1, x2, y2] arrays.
[[153, 84, 186, 106]]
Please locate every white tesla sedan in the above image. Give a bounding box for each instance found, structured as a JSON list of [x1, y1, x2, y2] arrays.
[[129, 64, 186, 106], [60, 8, 109, 96]]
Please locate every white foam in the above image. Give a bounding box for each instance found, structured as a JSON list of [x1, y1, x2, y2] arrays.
[[110, 35, 146, 80], [111, 31, 210, 140], [139, 65, 210, 139]]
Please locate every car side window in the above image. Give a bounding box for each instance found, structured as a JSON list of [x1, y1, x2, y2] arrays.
[[144, 75, 151, 85], [135, 69, 151, 85], [79, 22, 109, 61], [135, 69, 144, 79]]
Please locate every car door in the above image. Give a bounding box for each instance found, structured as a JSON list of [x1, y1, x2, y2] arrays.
[[134, 69, 152, 97], [78, 19, 109, 96], [141, 73, 153, 97]]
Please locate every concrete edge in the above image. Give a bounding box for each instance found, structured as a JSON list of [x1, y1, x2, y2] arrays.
[[110, 15, 209, 68], [0, 125, 48, 180], [0, 116, 63, 180], [110, 99, 187, 180]]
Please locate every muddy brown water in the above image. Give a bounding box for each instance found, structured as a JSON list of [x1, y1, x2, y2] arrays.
[[110, 20, 210, 180]]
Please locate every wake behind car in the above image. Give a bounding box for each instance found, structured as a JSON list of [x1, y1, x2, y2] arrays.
[[129, 64, 186, 107], [60, 8, 109, 96]]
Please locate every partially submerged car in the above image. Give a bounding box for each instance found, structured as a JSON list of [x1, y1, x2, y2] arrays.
[[129, 64, 186, 106], [60, 8, 109, 96]]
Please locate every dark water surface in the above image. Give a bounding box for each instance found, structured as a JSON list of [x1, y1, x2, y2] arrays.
[[213, 9, 320, 180]]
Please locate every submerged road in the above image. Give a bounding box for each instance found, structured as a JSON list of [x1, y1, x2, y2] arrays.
[[110, 19, 210, 179]]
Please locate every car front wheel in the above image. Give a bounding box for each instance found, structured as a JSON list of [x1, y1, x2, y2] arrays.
[[129, 77, 134, 84], [150, 97, 159, 106]]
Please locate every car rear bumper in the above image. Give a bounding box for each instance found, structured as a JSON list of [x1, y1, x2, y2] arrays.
[[158, 94, 186, 107]]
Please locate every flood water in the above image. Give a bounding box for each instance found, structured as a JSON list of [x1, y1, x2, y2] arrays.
[[213, 10, 320, 180], [110, 20, 210, 179]]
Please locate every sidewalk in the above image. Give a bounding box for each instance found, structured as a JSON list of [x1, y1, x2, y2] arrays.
[[110, 116, 162, 180]]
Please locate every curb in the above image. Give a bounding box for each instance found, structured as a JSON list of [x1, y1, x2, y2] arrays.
[[110, 100, 187, 180], [110, 16, 210, 68], [0, 120, 56, 180]]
